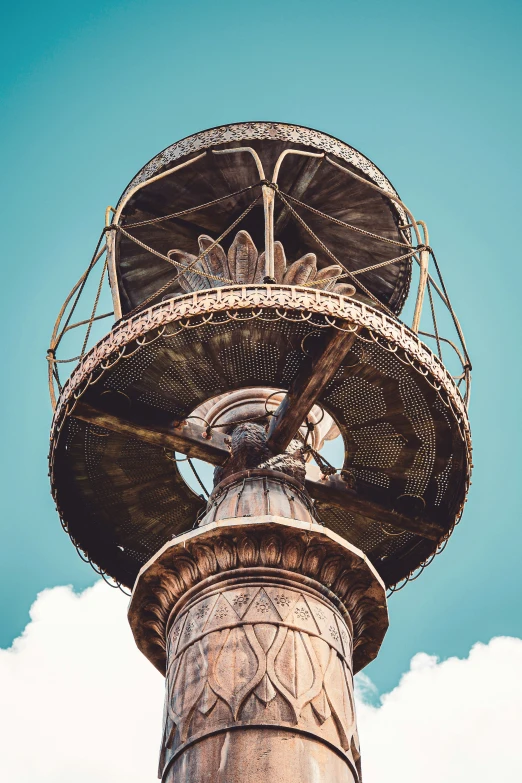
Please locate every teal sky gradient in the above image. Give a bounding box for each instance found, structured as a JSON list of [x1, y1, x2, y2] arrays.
[[1, 0, 521, 693]]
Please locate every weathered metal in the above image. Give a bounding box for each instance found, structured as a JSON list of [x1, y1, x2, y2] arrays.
[[47, 123, 472, 783], [50, 285, 470, 588], [71, 402, 444, 540], [128, 514, 388, 783], [111, 122, 413, 316], [266, 326, 359, 454]]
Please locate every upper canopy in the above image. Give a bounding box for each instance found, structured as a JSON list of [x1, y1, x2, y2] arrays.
[[48, 122, 472, 593], [112, 122, 412, 317]]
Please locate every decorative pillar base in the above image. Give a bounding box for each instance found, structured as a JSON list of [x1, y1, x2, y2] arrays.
[[129, 516, 388, 782]]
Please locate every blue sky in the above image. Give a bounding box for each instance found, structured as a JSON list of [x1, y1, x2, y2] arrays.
[[1, 0, 521, 698]]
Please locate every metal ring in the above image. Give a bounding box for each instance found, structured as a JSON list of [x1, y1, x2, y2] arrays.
[[264, 390, 283, 417]]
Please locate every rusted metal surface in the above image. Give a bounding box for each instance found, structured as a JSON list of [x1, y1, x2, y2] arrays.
[[113, 122, 412, 316], [72, 401, 231, 464], [128, 515, 388, 782], [70, 403, 444, 541], [50, 286, 471, 589]]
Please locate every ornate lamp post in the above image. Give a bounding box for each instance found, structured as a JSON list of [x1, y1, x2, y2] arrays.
[[49, 123, 471, 782]]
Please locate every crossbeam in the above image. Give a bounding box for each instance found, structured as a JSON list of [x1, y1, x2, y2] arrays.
[[72, 401, 230, 464], [71, 401, 444, 542], [305, 475, 443, 541], [266, 326, 359, 455]]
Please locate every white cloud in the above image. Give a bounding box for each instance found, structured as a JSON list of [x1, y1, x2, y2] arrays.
[[1, 583, 521, 782], [356, 637, 522, 782], [0, 583, 163, 783]]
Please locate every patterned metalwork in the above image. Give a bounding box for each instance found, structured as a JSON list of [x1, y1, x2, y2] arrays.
[[128, 518, 388, 781], [118, 122, 407, 223], [49, 286, 471, 590], [52, 286, 470, 434]]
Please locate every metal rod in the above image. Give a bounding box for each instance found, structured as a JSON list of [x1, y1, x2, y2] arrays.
[[262, 183, 275, 279], [410, 249, 428, 332], [212, 147, 266, 179], [412, 221, 430, 333], [105, 229, 122, 320], [59, 311, 114, 338], [418, 331, 465, 366], [187, 457, 210, 498], [265, 150, 323, 282], [212, 148, 274, 278], [271, 149, 324, 185], [325, 156, 423, 245], [113, 152, 208, 225], [109, 152, 208, 321]]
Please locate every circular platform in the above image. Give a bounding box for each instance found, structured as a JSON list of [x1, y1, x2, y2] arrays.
[[50, 286, 471, 589], [114, 122, 412, 316]]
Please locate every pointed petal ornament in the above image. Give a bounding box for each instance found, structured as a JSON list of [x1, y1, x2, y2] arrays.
[[168, 249, 203, 292], [254, 674, 278, 706], [314, 264, 343, 288], [283, 253, 317, 285], [311, 689, 332, 724], [333, 282, 356, 296], [228, 230, 261, 284], [198, 235, 230, 285], [170, 233, 355, 293], [198, 682, 219, 716]]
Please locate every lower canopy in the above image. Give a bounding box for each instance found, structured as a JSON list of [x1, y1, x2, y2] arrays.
[[50, 286, 470, 589]]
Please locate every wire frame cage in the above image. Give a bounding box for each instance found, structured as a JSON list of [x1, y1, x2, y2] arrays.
[[47, 123, 472, 595]]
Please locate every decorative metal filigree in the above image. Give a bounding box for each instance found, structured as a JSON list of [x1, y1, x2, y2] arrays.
[[48, 287, 472, 591], [51, 285, 471, 444], [119, 122, 406, 222]]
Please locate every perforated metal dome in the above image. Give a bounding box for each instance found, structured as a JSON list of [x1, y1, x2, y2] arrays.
[[50, 287, 471, 589], [48, 123, 472, 594]]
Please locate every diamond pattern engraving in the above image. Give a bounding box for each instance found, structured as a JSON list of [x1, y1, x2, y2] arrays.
[[163, 580, 357, 771]]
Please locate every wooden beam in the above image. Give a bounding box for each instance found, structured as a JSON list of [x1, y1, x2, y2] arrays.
[[72, 401, 230, 465], [266, 326, 358, 454], [71, 402, 444, 541], [305, 475, 444, 541]]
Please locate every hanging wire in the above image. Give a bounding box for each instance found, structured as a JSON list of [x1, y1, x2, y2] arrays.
[[54, 233, 106, 350], [187, 457, 210, 498], [276, 190, 398, 318], [123, 183, 260, 228], [428, 248, 471, 370], [120, 192, 262, 316], [427, 279, 442, 360], [47, 235, 107, 406], [80, 258, 108, 358], [279, 190, 412, 249]]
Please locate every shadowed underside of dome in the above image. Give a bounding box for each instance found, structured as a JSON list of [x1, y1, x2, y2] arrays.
[[50, 287, 471, 590], [48, 122, 472, 597], [112, 122, 412, 317]]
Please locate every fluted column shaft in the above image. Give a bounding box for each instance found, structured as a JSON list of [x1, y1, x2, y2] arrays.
[[128, 512, 388, 783], [161, 567, 360, 782]]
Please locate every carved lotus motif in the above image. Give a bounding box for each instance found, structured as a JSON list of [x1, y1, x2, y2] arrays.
[[161, 583, 359, 770], [168, 230, 356, 296]]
